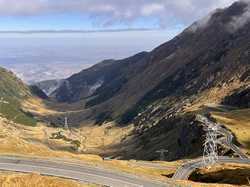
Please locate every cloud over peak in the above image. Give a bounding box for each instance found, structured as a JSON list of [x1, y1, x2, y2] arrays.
[[0, 0, 239, 28], [227, 0, 250, 31]]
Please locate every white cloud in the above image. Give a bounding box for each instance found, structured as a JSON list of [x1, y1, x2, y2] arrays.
[[0, 0, 239, 28], [0, 0, 45, 15], [187, 11, 216, 32], [141, 3, 165, 16], [227, 1, 250, 32]]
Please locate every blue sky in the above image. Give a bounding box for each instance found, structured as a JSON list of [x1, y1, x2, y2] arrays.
[[0, 0, 244, 82], [0, 14, 164, 31], [0, 0, 237, 31]]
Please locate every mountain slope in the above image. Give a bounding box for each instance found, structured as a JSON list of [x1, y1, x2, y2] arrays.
[[0, 67, 36, 126], [52, 52, 149, 104], [34, 79, 65, 96], [45, 1, 250, 161], [0, 0, 247, 163], [53, 1, 249, 127], [0, 67, 30, 99]]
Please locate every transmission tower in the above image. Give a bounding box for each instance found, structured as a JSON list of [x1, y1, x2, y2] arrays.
[[156, 149, 168, 161], [200, 117, 220, 167], [64, 116, 69, 129], [195, 115, 220, 166]]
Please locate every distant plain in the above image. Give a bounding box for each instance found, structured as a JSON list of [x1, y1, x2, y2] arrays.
[[0, 30, 176, 83]]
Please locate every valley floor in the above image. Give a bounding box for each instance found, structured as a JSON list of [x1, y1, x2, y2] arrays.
[[2, 86, 250, 186], [0, 115, 249, 186], [9, 95, 248, 185], [0, 116, 178, 184]]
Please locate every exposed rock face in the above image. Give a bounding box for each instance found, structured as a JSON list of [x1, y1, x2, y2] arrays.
[[106, 114, 205, 161], [29, 85, 48, 100], [35, 79, 65, 96], [223, 86, 250, 108], [52, 52, 149, 104]]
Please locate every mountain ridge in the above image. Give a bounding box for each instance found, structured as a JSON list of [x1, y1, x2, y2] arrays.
[[3, 0, 249, 161], [51, 0, 250, 127]]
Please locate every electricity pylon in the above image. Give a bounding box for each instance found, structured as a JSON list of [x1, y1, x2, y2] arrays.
[[196, 115, 220, 166], [64, 116, 69, 129], [156, 149, 168, 161], [203, 125, 220, 166], [196, 115, 220, 167]]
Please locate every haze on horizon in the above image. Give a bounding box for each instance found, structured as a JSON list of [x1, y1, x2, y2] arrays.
[[0, 0, 239, 83]]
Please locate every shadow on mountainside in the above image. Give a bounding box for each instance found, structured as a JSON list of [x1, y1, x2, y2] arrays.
[[190, 167, 250, 185], [101, 114, 205, 161]]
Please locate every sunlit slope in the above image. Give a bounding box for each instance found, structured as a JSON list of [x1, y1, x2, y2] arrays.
[[0, 67, 36, 126], [190, 163, 250, 185], [0, 172, 94, 187], [211, 109, 250, 154], [0, 116, 180, 183]]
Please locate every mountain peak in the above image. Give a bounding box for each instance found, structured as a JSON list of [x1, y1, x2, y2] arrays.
[[50, 0, 250, 126], [187, 0, 250, 33], [226, 0, 250, 32]]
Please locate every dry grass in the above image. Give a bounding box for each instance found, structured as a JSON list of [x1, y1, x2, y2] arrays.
[[0, 116, 178, 181], [211, 109, 250, 153], [185, 80, 247, 112], [0, 117, 103, 162], [0, 172, 96, 187], [101, 159, 180, 180], [77, 122, 134, 152], [0, 106, 248, 187], [22, 97, 61, 116], [189, 163, 250, 186], [0, 118, 247, 187]]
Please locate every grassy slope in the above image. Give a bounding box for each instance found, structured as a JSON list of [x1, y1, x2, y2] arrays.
[[211, 109, 250, 154], [0, 117, 176, 183], [0, 114, 241, 186], [190, 163, 250, 185], [0, 172, 96, 187], [0, 67, 36, 126]]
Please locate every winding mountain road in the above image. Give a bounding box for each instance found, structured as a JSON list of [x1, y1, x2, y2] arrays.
[[195, 115, 248, 159], [0, 115, 248, 185], [172, 156, 250, 180], [173, 115, 250, 180], [0, 156, 168, 187], [218, 127, 248, 159]]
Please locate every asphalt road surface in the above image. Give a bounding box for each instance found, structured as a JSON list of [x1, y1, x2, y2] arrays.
[[172, 156, 250, 180], [196, 115, 248, 158], [0, 115, 248, 185], [0, 156, 168, 187], [173, 115, 250, 180]]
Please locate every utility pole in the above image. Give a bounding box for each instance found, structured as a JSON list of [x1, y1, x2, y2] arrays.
[[64, 116, 69, 130], [0, 97, 3, 115], [156, 149, 168, 161]]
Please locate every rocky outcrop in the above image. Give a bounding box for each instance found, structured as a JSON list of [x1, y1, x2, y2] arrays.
[[223, 86, 250, 108]]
